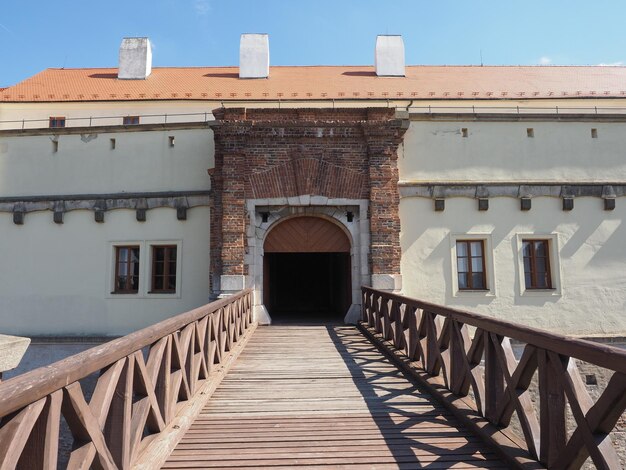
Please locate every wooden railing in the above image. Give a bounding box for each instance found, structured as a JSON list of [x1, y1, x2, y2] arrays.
[[361, 287, 626, 469], [0, 289, 254, 469]]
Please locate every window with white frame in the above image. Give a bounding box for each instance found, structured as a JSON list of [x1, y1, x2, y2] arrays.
[[108, 240, 182, 297], [450, 234, 496, 296], [515, 234, 561, 295]]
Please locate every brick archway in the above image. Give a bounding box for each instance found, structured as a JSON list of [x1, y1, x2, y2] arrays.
[[210, 107, 409, 323]]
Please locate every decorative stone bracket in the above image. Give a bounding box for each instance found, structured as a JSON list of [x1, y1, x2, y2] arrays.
[[0, 191, 211, 224], [401, 183, 623, 212]]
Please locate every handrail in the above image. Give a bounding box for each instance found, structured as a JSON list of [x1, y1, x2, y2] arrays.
[[0, 289, 254, 469], [361, 286, 626, 469]]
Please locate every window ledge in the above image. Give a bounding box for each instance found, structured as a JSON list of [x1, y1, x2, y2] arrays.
[[453, 289, 496, 297], [520, 288, 561, 297]]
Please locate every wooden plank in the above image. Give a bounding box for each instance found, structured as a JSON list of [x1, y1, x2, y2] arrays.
[[358, 323, 544, 470], [164, 325, 507, 469]]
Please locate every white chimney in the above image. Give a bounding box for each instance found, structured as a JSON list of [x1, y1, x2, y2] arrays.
[[239, 34, 269, 79], [118, 37, 152, 80], [375, 35, 405, 77]]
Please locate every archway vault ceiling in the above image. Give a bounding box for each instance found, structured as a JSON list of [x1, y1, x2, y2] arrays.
[[264, 216, 350, 253]]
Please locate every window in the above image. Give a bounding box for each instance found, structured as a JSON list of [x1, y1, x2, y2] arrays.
[[49, 116, 66, 128], [151, 245, 177, 293], [114, 246, 140, 293], [456, 240, 487, 290], [123, 116, 140, 125], [522, 239, 552, 289], [450, 234, 495, 297]]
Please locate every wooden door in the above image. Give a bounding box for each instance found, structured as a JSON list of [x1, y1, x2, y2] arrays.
[[264, 216, 350, 253]]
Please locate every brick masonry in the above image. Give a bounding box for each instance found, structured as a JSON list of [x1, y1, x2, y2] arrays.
[[210, 108, 408, 294]]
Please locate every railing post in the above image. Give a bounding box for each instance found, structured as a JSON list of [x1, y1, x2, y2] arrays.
[[449, 320, 468, 395], [538, 349, 566, 466], [484, 333, 505, 423], [104, 356, 134, 469]]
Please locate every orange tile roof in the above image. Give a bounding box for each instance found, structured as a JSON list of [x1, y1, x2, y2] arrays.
[[2, 65, 626, 102]]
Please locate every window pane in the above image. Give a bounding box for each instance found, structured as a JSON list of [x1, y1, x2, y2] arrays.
[[523, 257, 532, 273], [535, 257, 547, 273], [457, 257, 468, 273], [470, 241, 483, 257], [117, 276, 127, 290], [522, 241, 532, 257], [119, 248, 128, 263], [525, 272, 532, 287], [155, 248, 164, 262], [155, 261, 164, 275], [167, 276, 176, 290], [471, 257, 483, 272], [131, 276, 139, 291], [154, 276, 163, 290], [535, 241, 547, 257], [131, 248, 140, 263], [456, 242, 468, 257], [118, 262, 128, 276], [132, 260, 140, 276], [458, 273, 468, 289], [472, 273, 485, 289], [168, 247, 177, 262], [535, 273, 548, 288]]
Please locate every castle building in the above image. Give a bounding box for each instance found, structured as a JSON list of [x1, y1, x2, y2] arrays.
[[1, 35, 626, 337]]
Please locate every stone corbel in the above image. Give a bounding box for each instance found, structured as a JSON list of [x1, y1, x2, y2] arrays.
[[94, 200, 107, 223], [175, 197, 189, 220], [53, 201, 65, 224], [136, 198, 148, 222], [12, 203, 25, 225], [561, 186, 575, 211], [602, 185, 616, 211]]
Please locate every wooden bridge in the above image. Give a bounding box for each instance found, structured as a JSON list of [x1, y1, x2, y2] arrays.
[[0, 288, 625, 469]]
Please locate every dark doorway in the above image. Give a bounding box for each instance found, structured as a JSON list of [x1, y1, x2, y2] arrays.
[[264, 252, 351, 322]]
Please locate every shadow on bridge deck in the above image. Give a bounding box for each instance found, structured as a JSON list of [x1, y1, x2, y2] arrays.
[[163, 325, 508, 469]]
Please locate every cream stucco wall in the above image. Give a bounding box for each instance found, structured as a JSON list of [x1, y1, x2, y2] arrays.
[[400, 120, 626, 183], [0, 129, 213, 197], [0, 101, 219, 129], [399, 196, 626, 336], [0, 207, 211, 336]]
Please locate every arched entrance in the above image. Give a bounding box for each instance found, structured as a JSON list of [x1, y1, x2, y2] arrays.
[[263, 216, 352, 322]]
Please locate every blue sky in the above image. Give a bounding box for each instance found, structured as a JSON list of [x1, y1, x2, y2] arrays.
[[2, 0, 625, 87]]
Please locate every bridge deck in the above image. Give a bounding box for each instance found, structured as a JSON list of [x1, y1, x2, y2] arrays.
[[163, 325, 508, 469]]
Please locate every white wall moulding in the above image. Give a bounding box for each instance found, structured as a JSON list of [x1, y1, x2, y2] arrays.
[[239, 33, 270, 79], [375, 35, 405, 77], [118, 37, 152, 80]]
